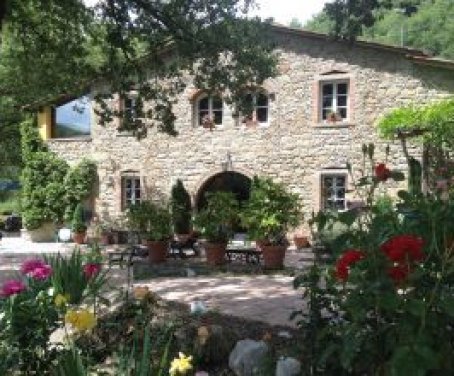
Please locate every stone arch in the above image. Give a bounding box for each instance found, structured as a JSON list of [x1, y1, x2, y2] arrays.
[[194, 170, 253, 211]]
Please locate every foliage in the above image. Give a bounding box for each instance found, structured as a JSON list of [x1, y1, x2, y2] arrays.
[[170, 179, 192, 234], [20, 150, 68, 229], [241, 177, 302, 245], [294, 146, 454, 375], [378, 98, 454, 144], [321, 0, 392, 41], [45, 248, 108, 306], [0, 260, 58, 373], [127, 200, 172, 241], [2, 0, 277, 138], [306, 0, 454, 60], [72, 203, 87, 233], [194, 191, 239, 243], [19, 119, 96, 229], [64, 159, 97, 221]]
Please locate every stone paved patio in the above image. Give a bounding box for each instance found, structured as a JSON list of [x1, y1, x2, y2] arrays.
[[0, 235, 311, 327], [136, 275, 304, 327]]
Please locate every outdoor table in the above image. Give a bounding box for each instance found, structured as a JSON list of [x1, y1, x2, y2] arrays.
[[225, 243, 262, 264]]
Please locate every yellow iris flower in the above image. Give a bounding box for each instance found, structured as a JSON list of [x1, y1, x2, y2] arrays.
[[169, 352, 193, 376], [65, 309, 97, 332], [54, 293, 70, 307]]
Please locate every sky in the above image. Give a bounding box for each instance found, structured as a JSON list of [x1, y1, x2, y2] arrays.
[[250, 0, 330, 25], [84, 0, 330, 26]]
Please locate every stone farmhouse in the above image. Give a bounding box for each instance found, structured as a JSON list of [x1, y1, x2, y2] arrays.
[[35, 25, 454, 232]]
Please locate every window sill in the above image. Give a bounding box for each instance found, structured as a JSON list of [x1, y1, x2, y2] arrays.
[[47, 137, 92, 142], [313, 122, 354, 129]]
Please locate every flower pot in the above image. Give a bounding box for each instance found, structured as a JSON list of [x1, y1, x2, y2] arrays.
[[203, 242, 227, 266], [293, 235, 310, 249], [145, 240, 169, 264], [73, 231, 86, 244], [261, 244, 286, 269], [101, 233, 111, 245], [25, 222, 57, 243]]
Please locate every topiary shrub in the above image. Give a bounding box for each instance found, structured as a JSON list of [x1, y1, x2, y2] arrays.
[[63, 159, 97, 221], [71, 203, 87, 233], [170, 179, 192, 234]]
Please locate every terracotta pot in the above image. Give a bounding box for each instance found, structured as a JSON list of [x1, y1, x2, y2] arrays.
[[203, 242, 227, 266], [101, 233, 111, 245], [293, 235, 310, 249], [25, 222, 56, 243], [145, 240, 169, 263], [261, 244, 286, 269], [73, 231, 86, 245], [175, 233, 191, 242]]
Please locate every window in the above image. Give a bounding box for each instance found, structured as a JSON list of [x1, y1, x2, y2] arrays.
[[122, 176, 141, 209], [241, 91, 269, 125], [322, 174, 347, 210], [320, 81, 349, 122], [197, 95, 223, 127], [53, 96, 91, 138], [124, 97, 138, 119]]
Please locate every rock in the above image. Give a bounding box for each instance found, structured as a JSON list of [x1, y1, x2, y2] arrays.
[[277, 330, 293, 339], [194, 324, 237, 365], [275, 357, 301, 376], [190, 300, 207, 315], [186, 267, 197, 277], [229, 339, 268, 376]]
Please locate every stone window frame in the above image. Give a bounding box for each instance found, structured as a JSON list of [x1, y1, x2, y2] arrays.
[[313, 72, 355, 127], [193, 92, 224, 128], [120, 171, 143, 211], [321, 173, 348, 211], [237, 89, 271, 128], [313, 169, 349, 212]]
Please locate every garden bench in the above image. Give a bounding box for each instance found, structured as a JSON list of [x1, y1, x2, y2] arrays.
[[169, 235, 200, 259]]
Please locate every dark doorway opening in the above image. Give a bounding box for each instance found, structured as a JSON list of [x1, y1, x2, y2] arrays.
[[196, 172, 251, 213]]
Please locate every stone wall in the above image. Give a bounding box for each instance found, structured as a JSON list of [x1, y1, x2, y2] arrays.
[[47, 30, 454, 232]]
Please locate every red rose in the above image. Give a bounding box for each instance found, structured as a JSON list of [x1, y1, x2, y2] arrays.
[[83, 263, 102, 279], [381, 235, 424, 263], [375, 163, 391, 182], [335, 250, 365, 282], [388, 265, 410, 284]]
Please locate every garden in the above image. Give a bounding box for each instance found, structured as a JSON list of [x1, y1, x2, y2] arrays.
[[1, 99, 454, 375]]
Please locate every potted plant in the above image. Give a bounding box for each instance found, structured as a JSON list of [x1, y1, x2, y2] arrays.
[[170, 179, 192, 242], [194, 191, 239, 265], [241, 177, 302, 269], [127, 201, 172, 263], [326, 110, 341, 123], [71, 203, 87, 244], [293, 234, 310, 249]]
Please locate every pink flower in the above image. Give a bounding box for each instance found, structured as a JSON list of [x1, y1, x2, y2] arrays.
[[1, 280, 26, 297], [21, 259, 46, 274], [21, 259, 52, 280], [83, 263, 102, 279], [29, 264, 53, 280]]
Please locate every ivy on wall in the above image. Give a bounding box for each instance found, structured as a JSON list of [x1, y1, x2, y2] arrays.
[[20, 118, 97, 230]]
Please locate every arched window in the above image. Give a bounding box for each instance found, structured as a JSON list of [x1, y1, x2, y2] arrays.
[[196, 94, 223, 127], [241, 90, 269, 126]]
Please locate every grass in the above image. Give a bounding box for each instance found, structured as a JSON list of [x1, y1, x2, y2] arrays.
[[0, 190, 21, 214]]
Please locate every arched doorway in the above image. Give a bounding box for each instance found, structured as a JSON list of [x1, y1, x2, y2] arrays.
[[196, 171, 252, 212]]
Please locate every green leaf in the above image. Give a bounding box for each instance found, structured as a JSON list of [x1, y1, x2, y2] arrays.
[[441, 297, 454, 317], [406, 299, 426, 317], [338, 210, 357, 227]]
